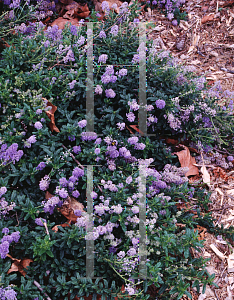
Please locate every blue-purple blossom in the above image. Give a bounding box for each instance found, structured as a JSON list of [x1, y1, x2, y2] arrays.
[[0, 187, 7, 198], [58, 188, 68, 199], [35, 218, 46, 226], [0, 287, 17, 300], [2, 228, 9, 235], [43, 40, 50, 47], [74, 209, 82, 216], [126, 112, 135, 122], [227, 156, 234, 162], [68, 135, 75, 142], [72, 190, 80, 198], [36, 162, 46, 171], [78, 120, 87, 128], [63, 50, 75, 63], [73, 145, 81, 154], [36, 109, 42, 114], [118, 68, 127, 77], [90, 191, 98, 199], [126, 176, 132, 184], [45, 25, 62, 42], [24, 135, 37, 148], [70, 25, 78, 36], [34, 121, 43, 130], [9, 0, 20, 8], [110, 25, 118, 36], [94, 148, 100, 155], [95, 85, 103, 94], [101, 1, 109, 11], [69, 80, 77, 89], [11, 231, 20, 243], [134, 143, 146, 150], [117, 251, 125, 258], [128, 137, 138, 145], [59, 177, 68, 187], [117, 122, 125, 130], [99, 30, 106, 38], [72, 167, 84, 178], [81, 132, 97, 141], [109, 246, 117, 254], [98, 54, 108, 64], [0, 241, 9, 259], [95, 138, 102, 145], [39, 175, 50, 191], [43, 196, 62, 214], [127, 248, 136, 256], [155, 99, 166, 109]]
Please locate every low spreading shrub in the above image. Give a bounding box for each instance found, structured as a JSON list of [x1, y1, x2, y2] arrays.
[[1, 1, 234, 299]]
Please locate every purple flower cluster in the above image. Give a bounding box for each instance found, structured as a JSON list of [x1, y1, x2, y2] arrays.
[[45, 25, 62, 42], [0, 286, 17, 300], [39, 175, 50, 191], [78, 120, 87, 128], [81, 132, 97, 141], [24, 135, 37, 148], [69, 80, 77, 89], [0, 230, 20, 259], [42, 196, 62, 214], [0, 143, 23, 165], [95, 85, 103, 95], [73, 145, 81, 154], [36, 161, 46, 171], [35, 218, 46, 226], [155, 99, 166, 109], [34, 121, 43, 130], [98, 54, 108, 64]]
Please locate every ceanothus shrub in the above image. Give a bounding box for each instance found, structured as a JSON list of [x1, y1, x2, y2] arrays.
[[0, 1, 232, 299]]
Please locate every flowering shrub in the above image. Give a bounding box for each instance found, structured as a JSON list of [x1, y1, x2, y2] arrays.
[[0, 1, 234, 299]]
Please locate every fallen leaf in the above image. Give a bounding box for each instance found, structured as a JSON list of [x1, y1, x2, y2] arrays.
[[51, 17, 80, 29], [59, 0, 73, 5], [7, 254, 33, 276], [165, 138, 178, 145], [175, 145, 199, 176], [129, 125, 144, 135], [58, 196, 84, 223], [201, 164, 211, 187], [63, 2, 90, 19], [44, 98, 60, 133], [126, 125, 135, 134], [201, 14, 215, 24]]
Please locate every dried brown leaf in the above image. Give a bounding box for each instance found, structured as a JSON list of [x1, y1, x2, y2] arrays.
[[51, 17, 80, 28], [175, 145, 199, 176], [201, 164, 211, 187], [201, 14, 215, 24], [7, 254, 33, 277], [58, 196, 84, 223], [44, 98, 60, 133]]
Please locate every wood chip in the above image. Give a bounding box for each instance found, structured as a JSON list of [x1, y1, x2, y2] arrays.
[[210, 244, 227, 260]]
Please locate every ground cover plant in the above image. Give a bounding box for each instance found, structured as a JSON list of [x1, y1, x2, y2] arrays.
[[1, 1, 234, 299]]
